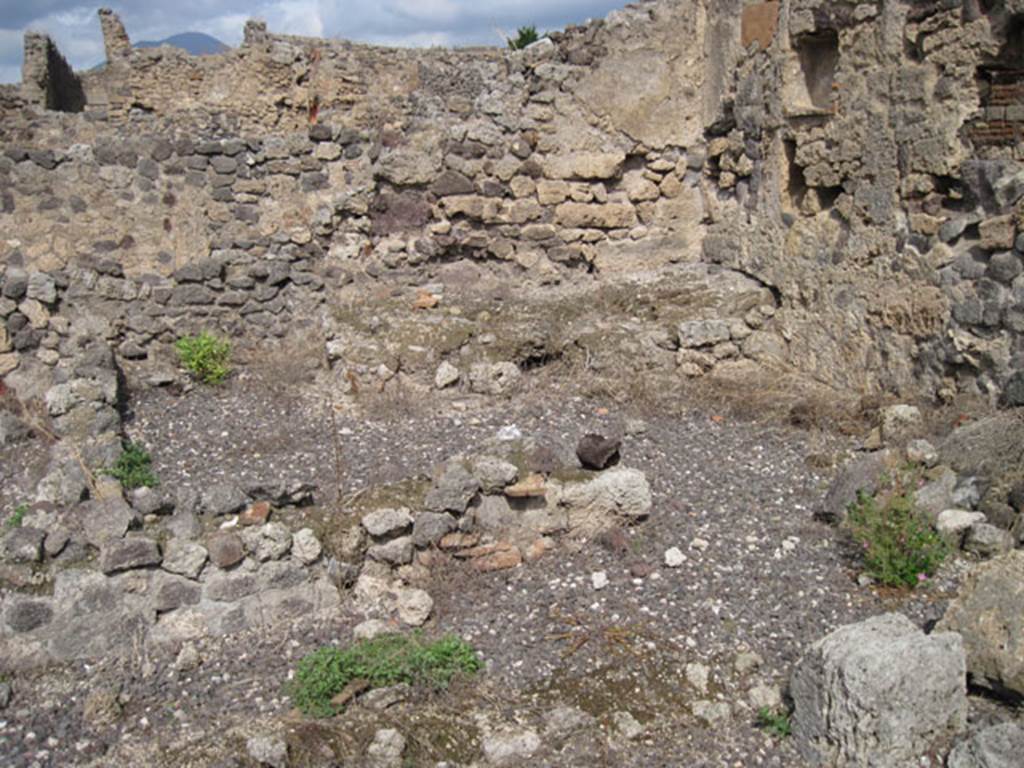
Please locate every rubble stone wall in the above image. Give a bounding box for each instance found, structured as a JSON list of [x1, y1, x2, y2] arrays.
[[2, 0, 1024, 402], [21, 33, 85, 114], [709, 0, 1024, 399]]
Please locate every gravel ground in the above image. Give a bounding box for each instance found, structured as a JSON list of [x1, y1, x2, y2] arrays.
[[0, 368, 966, 767]]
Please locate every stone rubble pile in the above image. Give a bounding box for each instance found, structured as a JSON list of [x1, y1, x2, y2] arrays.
[[350, 439, 653, 632]]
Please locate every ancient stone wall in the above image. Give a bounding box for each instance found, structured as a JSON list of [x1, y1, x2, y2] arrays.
[[20, 33, 85, 114], [704, 0, 1024, 400], [0, 2, 722, 381], [2, 1, 1024, 402]]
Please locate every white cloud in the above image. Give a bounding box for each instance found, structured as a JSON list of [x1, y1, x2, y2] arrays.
[[368, 30, 455, 48], [265, 1, 324, 38], [0, 0, 629, 83], [52, 7, 96, 27], [390, 0, 461, 24], [204, 13, 249, 46]]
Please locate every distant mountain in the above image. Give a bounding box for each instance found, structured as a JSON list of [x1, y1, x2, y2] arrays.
[[134, 32, 229, 56]]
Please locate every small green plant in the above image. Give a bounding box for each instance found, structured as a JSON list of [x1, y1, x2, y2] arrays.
[[290, 633, 482, 717], [175, 331, 231, 384], [756, 706, 792, 738], [6, 503, 28, 528], [102, 442, 159, 490], [508, 25, 540, 50], [846, 468, 948, 588]]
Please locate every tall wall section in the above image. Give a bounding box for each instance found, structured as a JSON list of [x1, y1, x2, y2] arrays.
[[0, 2, 728, 398], [711, 0, 1024, 400], [1, 1, 1023, 404]]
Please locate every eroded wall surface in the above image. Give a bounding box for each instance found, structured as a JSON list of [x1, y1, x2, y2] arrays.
[[711, 0, 1024, 399], [1, 0, 1023, 402]]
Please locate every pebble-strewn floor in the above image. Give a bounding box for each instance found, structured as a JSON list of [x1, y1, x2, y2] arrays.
[[1, 371, 961, 767]]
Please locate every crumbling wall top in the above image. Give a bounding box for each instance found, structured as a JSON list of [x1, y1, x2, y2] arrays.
[[98, 7, 132, 63], [243, 20, 269, 47]]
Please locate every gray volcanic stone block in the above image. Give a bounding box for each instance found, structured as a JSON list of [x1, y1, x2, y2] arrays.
[[5, 599, 53, 632], [99, 537, 161, 574], [424, 462, 480, 513], [81, 498, 139, 546], [818, 451, 892, 524], [791, 613, 966, 767], [948, 723, 1024, 768], [3, 527, 46, 563], [576, 433, 621, 470], [411, 512, 456, 548], [161, 540, 207, 579], [368, 536, 413, 565], [151, 572, 201, 612], [200, 482, 247, 516]]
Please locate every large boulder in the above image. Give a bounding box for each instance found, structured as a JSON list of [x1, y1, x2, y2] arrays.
[[937, 551, 1024, 699], [791, 613, 966, 767], [948, 723, 1024, 768]]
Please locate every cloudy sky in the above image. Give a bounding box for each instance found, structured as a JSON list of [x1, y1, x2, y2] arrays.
[[0, 0, 628, 84]]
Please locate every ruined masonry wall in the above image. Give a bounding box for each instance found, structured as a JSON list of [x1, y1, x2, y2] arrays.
[[2, 0, 1024, 402], [705, 0, 1024, 401], [0, 1, 717, 384]]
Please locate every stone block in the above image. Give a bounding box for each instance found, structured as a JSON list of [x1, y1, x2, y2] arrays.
[[554, 202, 637, 229], [938, 551, 1024, 698], [99, 537, 161, 574], [791, 613, 966, 767]]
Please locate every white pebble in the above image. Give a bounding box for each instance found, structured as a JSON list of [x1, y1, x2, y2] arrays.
[[664, 547, 685, 567]]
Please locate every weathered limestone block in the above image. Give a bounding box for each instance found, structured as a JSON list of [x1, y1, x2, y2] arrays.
[[937, 551, 1024, 698], [537, 179, 570, 205], [622, 170, 660, 202], [543, 152, 626, 181], [362, 508, 413, 538], [468, 362, 521, 396], [678, 319, 731, 348], [979, 215, 1016, 251], [554, 202, 637, 229], [440, 195, 501, 222], [98, 8, 132, 62], [376, 137, 442, 186], [791, 613, 966, 767], [558, 468, 652, 535], [499, 199, 543, 224]]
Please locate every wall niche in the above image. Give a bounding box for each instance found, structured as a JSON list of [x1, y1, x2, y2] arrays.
[[968, 15, 1024, 148], [783, 30, 839, 116]]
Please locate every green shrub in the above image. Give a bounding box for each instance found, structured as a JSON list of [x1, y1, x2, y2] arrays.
[[102, 442, 159, 490], [756, 706, 791, 738], [291, 633, 482, 717], [6, 503, 28, 528], [846, 468, 948, 588], [508, 25, 540, 50], [175, 331, 231, 384]]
